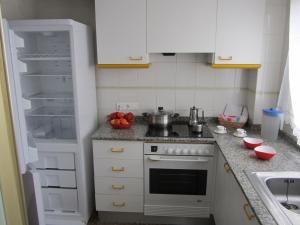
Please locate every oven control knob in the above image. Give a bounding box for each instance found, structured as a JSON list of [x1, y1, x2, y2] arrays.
[[167, 148, 174, 154], [190, 149, 196, 155], [175, 149, 181, 155], [182, 149, 188, 155]]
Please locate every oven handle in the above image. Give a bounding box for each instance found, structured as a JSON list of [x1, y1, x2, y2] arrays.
[[147, 155, 209, 162]]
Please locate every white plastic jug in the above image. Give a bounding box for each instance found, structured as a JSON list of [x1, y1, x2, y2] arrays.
[[261, 108, 284, 140]]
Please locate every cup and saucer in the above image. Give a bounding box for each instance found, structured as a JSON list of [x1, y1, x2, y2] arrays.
[[214, 125, 227, 134], [233, 128, 247, 138]]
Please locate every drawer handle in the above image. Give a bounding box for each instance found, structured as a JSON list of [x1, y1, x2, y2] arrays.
[[218, 56, 233, 61], [224, 163, 231, 173], [112, 166, 125, 172], [112, 184, 125, 190], [111, 147, 124, 153], [128, 56, 143, 61], [243, 203, 256, 220], [113, 202, 126, 207]]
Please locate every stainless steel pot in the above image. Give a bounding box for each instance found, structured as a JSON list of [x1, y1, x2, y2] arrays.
[[143, 107, 179, 128], [191, 123, 203, 133]]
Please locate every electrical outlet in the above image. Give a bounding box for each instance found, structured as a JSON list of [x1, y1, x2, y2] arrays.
[[116, 102, 139, 111]]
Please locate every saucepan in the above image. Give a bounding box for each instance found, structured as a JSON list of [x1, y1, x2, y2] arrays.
[[143, 107, 179, 128]]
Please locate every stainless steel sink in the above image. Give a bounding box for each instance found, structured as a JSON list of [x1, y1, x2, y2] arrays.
[[246, 171, 300, 225]]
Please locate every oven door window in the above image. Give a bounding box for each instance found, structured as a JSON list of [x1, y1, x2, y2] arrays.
[[149, 169, 207, 195]]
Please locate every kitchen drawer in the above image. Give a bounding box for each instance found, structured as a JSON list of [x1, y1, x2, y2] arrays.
[[95, 177, 143, 195], [39, 170, 76, 188], [93, 140, 143, 159], [35, 152, 75, 170], [42, 188, 78, 212], [95, 194, 143, 212], [94, 158, 143, 178]]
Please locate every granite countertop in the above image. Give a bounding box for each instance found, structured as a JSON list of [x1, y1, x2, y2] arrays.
[[92, 120, 300, 225]]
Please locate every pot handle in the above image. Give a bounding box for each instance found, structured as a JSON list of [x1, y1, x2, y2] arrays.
[[142, 112, 149, 118], [172, 113, 180, 118]]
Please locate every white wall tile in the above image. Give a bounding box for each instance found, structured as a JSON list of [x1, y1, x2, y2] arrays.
[[176, 63, 197, 87], [214, 70, 236, 88], [196, 64, 215, 87], [156, 89, 176, 112], [195, 89, 214, 112], [175, 89, 195, 116]]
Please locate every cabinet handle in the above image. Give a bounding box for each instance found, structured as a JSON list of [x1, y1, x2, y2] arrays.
[[112, 166, 125, 172], [128, 56, 143, 61], [243, 203, 256, 220], [112, 202, 126, 207], [218, 56, 233, 61], [112, 184, 125, 190], [224, 163, 231, 173], [111, 147, 124, 153]]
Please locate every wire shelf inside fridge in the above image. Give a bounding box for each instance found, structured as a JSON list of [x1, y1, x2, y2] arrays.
[[26, 92, 73, 100], [18, 53, 71, 61], [22, 73, 72, 78], [26, 106, 74, 117]]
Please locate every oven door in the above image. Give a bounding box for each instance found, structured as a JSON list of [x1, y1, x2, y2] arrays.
[[144, 155, 214, 217]]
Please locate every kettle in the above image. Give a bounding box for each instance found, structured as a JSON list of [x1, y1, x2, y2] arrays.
[[189, 106, 199, 126]]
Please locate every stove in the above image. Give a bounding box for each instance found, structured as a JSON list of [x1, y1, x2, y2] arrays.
[[145, 122, 214, 138]]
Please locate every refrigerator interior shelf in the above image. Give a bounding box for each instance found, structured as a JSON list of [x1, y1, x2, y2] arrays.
[[18, 54, 71, 61], [23, 74, 72, 78], [26, 106, 74, 117], [27, 92, 73, 100]]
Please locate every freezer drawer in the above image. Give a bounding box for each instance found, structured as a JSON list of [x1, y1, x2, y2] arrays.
[[42, 188, 78, 212], [35, 152, 75, 170], [39, 170, 76, 188]]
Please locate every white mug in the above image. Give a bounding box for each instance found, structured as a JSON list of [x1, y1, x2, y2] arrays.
[[236, 128, 246, 136], [217, 125, 226, 132]]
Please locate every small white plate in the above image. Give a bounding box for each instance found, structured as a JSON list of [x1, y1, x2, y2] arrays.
[[233, 132, 247, 138], [214, 129, 227, 134]]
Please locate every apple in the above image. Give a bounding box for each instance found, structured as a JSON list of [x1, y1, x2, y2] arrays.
[[110, 112, 118, 120], [117, 112, 125, 119], [125, 112, 134, 122]]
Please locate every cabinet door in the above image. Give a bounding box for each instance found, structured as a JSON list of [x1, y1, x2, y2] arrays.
[[95, 0, 148, 64], [147, 0, 217, 53], [214, 153, 260, 225], [214, 0, 265, 65]]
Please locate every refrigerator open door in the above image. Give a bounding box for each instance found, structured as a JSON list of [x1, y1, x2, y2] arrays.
[[23, 171, 46, 225], [2, 19, 38, 174]]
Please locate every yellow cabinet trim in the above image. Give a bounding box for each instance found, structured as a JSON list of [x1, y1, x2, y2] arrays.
[[96, 64, 151, 69], [210, 64, 261, 69]]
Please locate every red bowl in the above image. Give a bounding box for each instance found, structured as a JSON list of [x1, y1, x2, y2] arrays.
[[243, 137, 263, 149], [254, 146, 276, 160]]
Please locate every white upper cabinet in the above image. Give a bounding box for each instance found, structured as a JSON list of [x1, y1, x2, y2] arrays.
[[95, 0, 149, 65], [147, 0, 217, 53], [213, 0, 266, 65]]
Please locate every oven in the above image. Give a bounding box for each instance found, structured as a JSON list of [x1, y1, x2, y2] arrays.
[[144, 143, 215, 218]]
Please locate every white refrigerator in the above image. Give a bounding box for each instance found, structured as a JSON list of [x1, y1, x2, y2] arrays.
[[3, 19, 97, 225]]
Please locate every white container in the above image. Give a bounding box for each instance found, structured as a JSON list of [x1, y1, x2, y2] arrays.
[[261, 108, 284, 140]]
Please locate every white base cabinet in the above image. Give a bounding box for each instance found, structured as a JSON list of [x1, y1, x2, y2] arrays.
[[214, 152, 260, 225], [93, 140, 144, 213]]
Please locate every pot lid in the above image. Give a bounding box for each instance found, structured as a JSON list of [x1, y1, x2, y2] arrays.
[[263, 108, 283, 117], [154, 107, 173, 116]]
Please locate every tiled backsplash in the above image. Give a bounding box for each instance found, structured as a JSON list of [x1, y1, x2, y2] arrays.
[[96, 54, 249, 122]]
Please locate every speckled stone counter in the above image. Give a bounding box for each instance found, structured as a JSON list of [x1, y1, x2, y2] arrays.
[[92, 121, 300, 225]]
